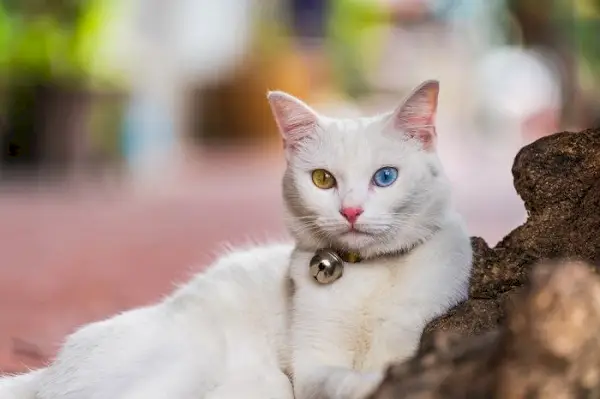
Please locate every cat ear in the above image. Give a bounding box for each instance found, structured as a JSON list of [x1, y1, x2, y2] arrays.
[[387, 80, 439, 151], [267, 91, 320, 149]]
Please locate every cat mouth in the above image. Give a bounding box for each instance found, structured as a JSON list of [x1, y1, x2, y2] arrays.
[[344, 227, 371, 236]]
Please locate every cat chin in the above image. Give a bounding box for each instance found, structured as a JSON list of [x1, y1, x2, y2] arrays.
[[292, 230, 377, 253], [334, 231, 378, 251]]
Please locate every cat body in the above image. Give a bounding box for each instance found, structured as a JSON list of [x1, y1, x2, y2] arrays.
[[289, 218, 470, 399], [0, 245, 296, 399], [0, 80, 472, 399]]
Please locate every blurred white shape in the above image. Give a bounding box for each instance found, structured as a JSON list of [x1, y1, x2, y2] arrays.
[[475, 47, 562, 119], [105, 0, 253, 84], [170, 0, 252, 81], [98, 0, 254, 190]]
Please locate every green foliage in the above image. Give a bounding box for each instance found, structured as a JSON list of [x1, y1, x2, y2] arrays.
[[326, 0, 390, 98], [0, 0, 124, 88], [0, 5, 11, 72]]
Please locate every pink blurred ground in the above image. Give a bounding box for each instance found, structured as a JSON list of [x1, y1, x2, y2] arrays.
[[0, 144, 525, 373]]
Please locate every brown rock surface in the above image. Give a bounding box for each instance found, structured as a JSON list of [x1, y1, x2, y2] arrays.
[[422, 128, 600, 342], [370, 261, 600, 398], [374, 128, 600, 397]]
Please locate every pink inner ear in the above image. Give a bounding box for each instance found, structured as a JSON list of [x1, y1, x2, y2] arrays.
[[392, 80, 439, 149], [280, 117, 315, 145], [396, 114, 434, 130], [405, 126, 436, 150], [267, 92, 318, 149]]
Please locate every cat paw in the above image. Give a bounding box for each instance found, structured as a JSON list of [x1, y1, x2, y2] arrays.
[[205, 372, 294, 399], [354, 371, 384, 399]]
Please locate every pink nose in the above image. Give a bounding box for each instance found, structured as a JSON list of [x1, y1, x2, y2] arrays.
[[340, 207, 363, 224]]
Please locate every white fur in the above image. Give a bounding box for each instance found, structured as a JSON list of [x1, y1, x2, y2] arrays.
[[272, 81, 472, 399], [0, 245, 296, 399], [289, 220, 471, 399], [0, 80, 472, 399]]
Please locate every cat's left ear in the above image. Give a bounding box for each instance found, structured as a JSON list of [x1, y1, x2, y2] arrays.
[[267, 91, 320, 150], [386, 80, 439, 151]]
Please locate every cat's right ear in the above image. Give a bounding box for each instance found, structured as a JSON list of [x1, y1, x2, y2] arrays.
[[267, 91, 320, 150]]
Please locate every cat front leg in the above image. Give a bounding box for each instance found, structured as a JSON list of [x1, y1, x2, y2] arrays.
[[291, 349, 383, 399], [204, 368, 294, 399], [289, 254, 386, 399], [292, 362, 383, 399]]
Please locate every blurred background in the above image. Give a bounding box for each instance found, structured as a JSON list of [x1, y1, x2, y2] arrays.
[[1, 0, 599, 373]]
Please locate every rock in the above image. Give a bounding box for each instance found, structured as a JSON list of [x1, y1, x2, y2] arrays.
[[370, 129, 600, 397], [369, 261, 600, 398], [421, 128, 600, 344]]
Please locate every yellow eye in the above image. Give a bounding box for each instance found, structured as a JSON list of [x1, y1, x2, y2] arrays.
[[311, 169, 336, 189]]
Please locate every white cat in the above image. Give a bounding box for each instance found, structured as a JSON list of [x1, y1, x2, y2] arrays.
[[0, 80, 472, 399], [273, 80, 471, 399]]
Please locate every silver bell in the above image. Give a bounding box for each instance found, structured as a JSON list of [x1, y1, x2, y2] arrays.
[[309, 249, 344, 284]]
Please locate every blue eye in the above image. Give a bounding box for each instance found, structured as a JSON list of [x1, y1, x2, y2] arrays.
[[372, 167, 398, 187]]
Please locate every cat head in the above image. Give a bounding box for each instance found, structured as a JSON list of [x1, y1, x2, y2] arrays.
[[268, 80, 452, 257]]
